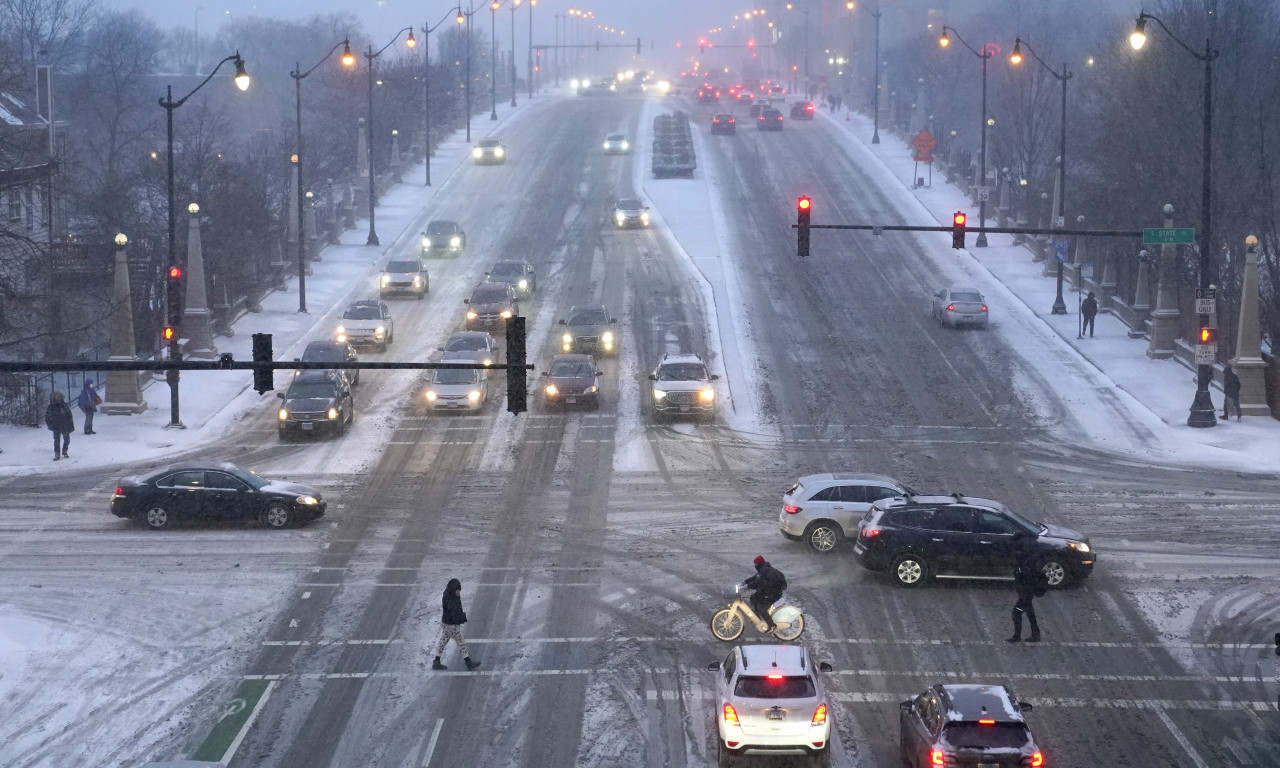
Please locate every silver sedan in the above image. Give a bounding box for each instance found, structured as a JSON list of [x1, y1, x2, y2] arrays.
[[931, 286, 989, 328]]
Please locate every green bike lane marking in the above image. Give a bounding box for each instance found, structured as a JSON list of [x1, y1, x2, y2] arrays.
[[190, 679, 276, 764]]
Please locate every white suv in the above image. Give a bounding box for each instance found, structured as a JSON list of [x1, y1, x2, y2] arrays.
[[780, 473, 912, 553], [708, 644, 833, 766], [648, 353, 718, 421]]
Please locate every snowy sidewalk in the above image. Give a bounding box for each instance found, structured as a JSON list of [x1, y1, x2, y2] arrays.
[[821, 106, 1277, 470]]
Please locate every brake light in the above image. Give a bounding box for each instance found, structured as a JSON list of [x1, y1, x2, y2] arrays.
[[112, 485, 125, 497], [811, 703, 828, 726], [861, 527, 882, 538], [806, 104, 814, 112], [946, 303, 956, 311], [978, 719, 995, 725], [784, 504, 803, 515], [1031, 752, 1044, 767], [981, 305, 988, 312], [930, 749, 945, 766], [723, 703, 740, 726], [767, 673, 784, 680]]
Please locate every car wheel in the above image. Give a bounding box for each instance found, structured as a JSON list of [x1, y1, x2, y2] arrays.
[[1038, 557, 1070, 588], [892, 553, 928, 587], [262, 503, 291, 529], [278, 429, 290, 442], [804, 521, 841, 553], [899, 733, 915, 768], [143, 505, 170, 530], [589, 396, 600, 411], [717, 739, 736, 767], [711, 608, 744, 641]]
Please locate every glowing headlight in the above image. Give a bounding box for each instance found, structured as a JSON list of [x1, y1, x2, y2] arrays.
[[473, 147, 483, 158], [335, 325, 345, 336], [296, 495, 319, 505], [374, 325, 386, 338], [500, 309, 512, 318], [518, 279, 528, 290], [602, 331, 614, 344], [467, 390, 482, 402], [421, 237, 431, 248], [620, 141, 629, 150], [1068, 541, 1091, 553], [467, 311, 478, 320], [641, 213, 650, 225], [571, 78, 580, 89], [603, 141, 610, 150], [562, 333, 573, 344], [278, 408, 289, 420], [327, 407, 339, 420], [614, 211, 626, 222], [494, 147, 504, 157], [586, 385, 598, 394], [450, 236, 461, 247], [545, 384, 558, 396], [699, 388, 715, 401], [413, 275, 423, 287], [482, 358, 493, 367], [425, 390, 438, 401], [380, 274, 390, 287], [653, 389, 667, 400], [609, 84, 616, 91]]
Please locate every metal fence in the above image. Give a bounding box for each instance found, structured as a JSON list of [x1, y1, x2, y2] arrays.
[[0, 344, 110, 427]]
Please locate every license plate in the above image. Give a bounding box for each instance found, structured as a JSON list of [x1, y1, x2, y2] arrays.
[[766, 708, 785, 721], [301, 423, 314, 431], [565, 397, 577, 403], [977, 764, 1000, 768]]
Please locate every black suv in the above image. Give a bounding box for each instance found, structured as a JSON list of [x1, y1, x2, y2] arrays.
[[464, 282, 519, 331], [277, 370, 354, 439], [852, 493, 1094, 588], [900, 684, 1042, 768], [295, 340, 360, 387]]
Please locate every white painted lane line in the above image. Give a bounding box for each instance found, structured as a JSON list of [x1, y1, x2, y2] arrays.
[[219, 680, 276, 765], [301, 591, 311, 599], [420, 717, 444, 768], [262, 637, 661, 647], [294, 581, 600, 588], [1156, 709, 1211, 768]]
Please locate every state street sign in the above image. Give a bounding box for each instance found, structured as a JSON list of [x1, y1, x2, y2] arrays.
[[1143, 227, 1195, 244]]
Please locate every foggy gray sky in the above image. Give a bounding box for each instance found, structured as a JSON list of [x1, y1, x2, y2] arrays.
[[107, 0, 761, 66]]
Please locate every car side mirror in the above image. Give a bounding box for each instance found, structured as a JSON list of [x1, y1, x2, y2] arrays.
[[1017, 701, 1033, 712], [595, 370, 602, 376], [609, 318, 617, 323], [292, 357, 300, 362], [559, 319, 567, 325], [437, 347, 444, 351], [818, 662, 833, 673], [463, 298, 470, 304], [711, 374, 720, 380], [484, 271, 491, 276], [276, 392, 285, 399], [899, 700, 912, 712], [648, 373, 657, 381], [541, 371, 549, 377], [707, 661, 721, 671]]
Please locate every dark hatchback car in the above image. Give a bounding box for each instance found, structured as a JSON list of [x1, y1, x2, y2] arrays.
[[790, 101, 815, 120], [900, 684, 1042, 768], [277, 369, 355, 439], [541, 353, 601, 410], [111, 461, 326, 530], [295, 340, 360, 386], [711, 114, 736, 135], [464, 281, 519, 331], [852, 494, 1095, 588], [757, 107, 784, 130]]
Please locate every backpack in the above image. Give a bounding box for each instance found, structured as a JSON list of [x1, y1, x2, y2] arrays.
[[768, 566, 787, 594]]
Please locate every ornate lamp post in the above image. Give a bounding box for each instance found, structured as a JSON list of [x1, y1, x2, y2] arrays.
[[939, 26, 992, 247], [510, 0, 521, 107], [490, 0, 501, 121], [363, 27, 417, 247], [1010, 38, 1072, 314], [159, 52, 250, 428], [1129, 11, 1219, 428], [423, 9, 466, 187]]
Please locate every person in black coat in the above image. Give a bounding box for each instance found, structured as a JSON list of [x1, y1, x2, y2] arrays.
[[1221, 364, 1242, 421], [432, 578, 480, 670], [1007, 539, 1046, 643], [744, 555, 787, 631], [1081, 292, 1099, 337], [44, 391, 75, 460]]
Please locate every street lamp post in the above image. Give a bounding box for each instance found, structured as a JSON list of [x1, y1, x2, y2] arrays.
[[510, 0, 520, 107], [363, 27, 417, 247], [1129, 11, 1219, 428], [159, 52, 250, 428], [292, 39, 354, 313], [1010, 38, 1072, 314], [847, 1, 881, 143], [423, 9, 465, 187], [490, 1, 500, 121], [939, 26, 992, 247], [527, 0, 535, 99], [786, 3, 811, 96]]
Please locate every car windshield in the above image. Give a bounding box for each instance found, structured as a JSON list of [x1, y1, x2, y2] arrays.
[[226, 465, 270, 490], [658, 363, 708, 381], [286, 382, 337, 399], [617, 199, 643, 210], [343, 306, 381, 320], [446, 336, 488, 352], [489, 264, 523, 280], [607, 134, 625, 141], [472, 287, 510, 303], [733, 675, 816, 699], [302, 345, 345, 362], [951, 292, 983, 303], [385, 260, 419, 273], [434, 369, 478, 385], [428, 221, 456, 235], [942, 722, 1032, 750], [550, 361, 594, 378], [479, 140, 500, 148], [568, 309, 608, 326]]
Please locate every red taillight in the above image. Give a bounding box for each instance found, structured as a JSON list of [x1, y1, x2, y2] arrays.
[[811, 702, 828, 726], [946, 303, 956, 312], [723, 703, 740, 726], [930, 749, 945, 766], [1031, 752, 1044, 767], [978, 719, 995, 725], [806, 104, 814, 112], [861, 527, 882, 538], [981, 305, 988, 312], [784, 504, 803, 515], [767, 673, 784, 680], [112, 485, 125, 497]]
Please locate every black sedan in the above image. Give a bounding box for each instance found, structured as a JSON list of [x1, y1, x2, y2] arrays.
[[111, 461, 326, 530]]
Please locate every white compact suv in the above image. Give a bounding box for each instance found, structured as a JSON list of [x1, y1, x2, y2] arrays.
[[708, 644, 833, 766], [780, 473, 913, 553], [648, 352, 718, 422]]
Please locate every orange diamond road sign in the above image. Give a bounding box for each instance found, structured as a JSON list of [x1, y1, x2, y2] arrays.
[[911, 130, 937, 156]]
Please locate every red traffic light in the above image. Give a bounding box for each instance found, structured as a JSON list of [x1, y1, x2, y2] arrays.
[[168, 265, 183, 279], [162, 326, 177, 341], [798, 196, 811, 211], [953, 212, 966, 227]]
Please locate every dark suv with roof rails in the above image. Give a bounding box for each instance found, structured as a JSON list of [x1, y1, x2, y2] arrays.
[[852, 493, 1095, 588], [900, 683, 1043, 768]]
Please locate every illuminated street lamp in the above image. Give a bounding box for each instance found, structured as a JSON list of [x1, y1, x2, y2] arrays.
[[939, 25, 992, 247], [422, 9, 465, 186], [363, 27, 417, 247], [846, 1, 882, 143]]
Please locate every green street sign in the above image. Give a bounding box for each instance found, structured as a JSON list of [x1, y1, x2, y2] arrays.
[[1143, 227, 1195, 244]]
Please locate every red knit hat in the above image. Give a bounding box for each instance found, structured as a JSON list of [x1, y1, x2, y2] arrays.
[[753, 555, 766, 566]]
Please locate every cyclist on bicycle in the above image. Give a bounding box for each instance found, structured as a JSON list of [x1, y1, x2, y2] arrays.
[[744, 555, 787, 632]]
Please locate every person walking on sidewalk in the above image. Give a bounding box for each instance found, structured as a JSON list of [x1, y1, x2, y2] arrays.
[[1222, 364, 1242, 421], [1007, 538, 1047, 643], [1081, 292, 1098, 338], [77, 380, 101, 434], [432, 578, 480, 670], [44, 391, 75, 460]]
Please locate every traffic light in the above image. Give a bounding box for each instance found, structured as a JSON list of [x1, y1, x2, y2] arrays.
[[1197, 327, 1217, 345], [951, 211, 967, 249], [505, 316, 527, 414], [252, 333, 274, 395], [161, 326, 177, 342], [797, 196, 811, 257]]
